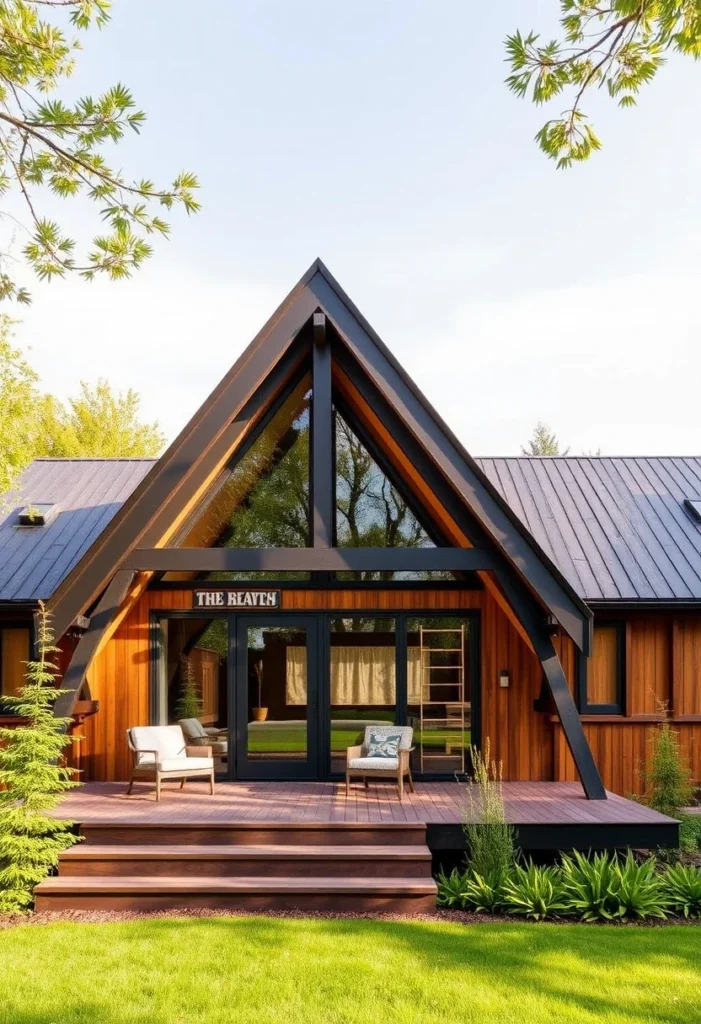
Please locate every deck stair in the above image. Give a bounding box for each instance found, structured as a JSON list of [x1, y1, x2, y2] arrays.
[[34, 822, 437, 913]]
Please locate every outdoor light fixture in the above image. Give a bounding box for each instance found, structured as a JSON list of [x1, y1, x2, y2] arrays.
[[499, 670, 510, 689]]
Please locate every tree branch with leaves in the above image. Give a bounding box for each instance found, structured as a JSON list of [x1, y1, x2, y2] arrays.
[[505, 2, 701, 168], [0, 0, 199, 302]]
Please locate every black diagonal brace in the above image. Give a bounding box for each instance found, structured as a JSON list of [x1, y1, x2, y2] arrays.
[[495, 570, 605, 800], [54, 570, 136, 721]]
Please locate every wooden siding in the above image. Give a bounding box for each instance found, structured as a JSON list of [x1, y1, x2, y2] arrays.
[[79, 588, 701, 796], [554, 614, 700, 796]]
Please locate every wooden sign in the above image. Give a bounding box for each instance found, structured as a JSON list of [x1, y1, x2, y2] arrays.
[[193, 589, 281, 610]]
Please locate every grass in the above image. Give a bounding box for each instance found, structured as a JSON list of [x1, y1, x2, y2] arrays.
[[249, 728, 471, 755], [0, 916, 698, 1024]]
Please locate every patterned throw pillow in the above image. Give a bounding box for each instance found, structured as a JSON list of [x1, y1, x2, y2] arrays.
[[366, 732, 402, 758]]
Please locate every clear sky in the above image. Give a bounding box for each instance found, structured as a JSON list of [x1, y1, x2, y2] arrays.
[[8, 0, 700, 455]]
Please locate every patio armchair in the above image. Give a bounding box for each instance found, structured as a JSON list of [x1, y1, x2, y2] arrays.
[[178, 718, 228, 757], [346, 725, 415, 801], [126, 725, 215, 801]]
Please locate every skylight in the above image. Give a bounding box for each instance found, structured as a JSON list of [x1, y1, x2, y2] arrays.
[[17, 503, 56, 527], [683, 499, 701, 523]]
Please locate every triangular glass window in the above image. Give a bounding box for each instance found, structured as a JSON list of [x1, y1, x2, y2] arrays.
[[334, 408, 452, 581], [165, 376, 311, 580]]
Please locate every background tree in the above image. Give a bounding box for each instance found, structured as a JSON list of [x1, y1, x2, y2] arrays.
[[0, 1, 199, 302], [506, 2, 701, 168], [37, 379, 165, 457], [0, 603, 79, 913], [521, 421, 570, 456], [0, 316, 164, 498], [0, 314, 41, 493]]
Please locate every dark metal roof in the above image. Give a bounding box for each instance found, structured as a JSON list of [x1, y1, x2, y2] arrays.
[[0, 459, 155, 601], [476, 457, 701, 602]]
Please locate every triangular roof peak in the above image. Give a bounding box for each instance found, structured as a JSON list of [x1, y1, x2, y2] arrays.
[[47, 260, 592, 654]]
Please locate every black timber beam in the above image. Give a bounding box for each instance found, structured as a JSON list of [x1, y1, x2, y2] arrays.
[[311, 266, 592, 654], [48, 337, 311, 641], [121, 547, 500, 573], [495, 569, 606, 800], [55, 570, 136, 720], [311, 312, 333, 547], [330, 357, 604, 799]]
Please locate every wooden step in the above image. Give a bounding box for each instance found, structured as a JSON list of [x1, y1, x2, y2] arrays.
[[79, 821, 428, 847], [34, 875, 438, 914], [58, 844, 432, 879]]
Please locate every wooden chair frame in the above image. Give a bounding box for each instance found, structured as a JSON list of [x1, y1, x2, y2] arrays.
[[126, 729, 215, 802], [345, 743, 416, 801]]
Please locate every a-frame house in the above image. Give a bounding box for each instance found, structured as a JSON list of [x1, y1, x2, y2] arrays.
[[47, 259, 607, 799]]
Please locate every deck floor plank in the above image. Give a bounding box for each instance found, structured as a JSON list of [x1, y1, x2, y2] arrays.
[[52, 781, 675, 829]]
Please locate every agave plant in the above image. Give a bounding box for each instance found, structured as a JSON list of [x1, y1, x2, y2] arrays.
[[502, 861, 567, 921], [461, 869, 509, 914], [560, 850, 621, 922], [612, 852, 669, 921], [561, 850, 668, 921], [436, 867, 470, 909], [663, 864, 701, 918]]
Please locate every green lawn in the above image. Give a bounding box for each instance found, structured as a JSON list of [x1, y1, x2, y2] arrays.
[[1, 917, 698, 1024]]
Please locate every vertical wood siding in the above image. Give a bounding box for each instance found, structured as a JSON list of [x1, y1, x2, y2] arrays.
[[78, 589, 701, 795]]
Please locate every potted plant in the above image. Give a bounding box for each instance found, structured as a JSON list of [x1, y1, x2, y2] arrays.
[[252, 659, 267, 722]]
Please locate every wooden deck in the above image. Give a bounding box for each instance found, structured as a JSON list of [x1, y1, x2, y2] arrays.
[[54, 781, 678, 850]]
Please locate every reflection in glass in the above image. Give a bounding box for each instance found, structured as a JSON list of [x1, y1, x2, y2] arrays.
[[164, 376, 311, 581], [328, 617, 396, 773], [407, 616, 472, 776], [334, 410, 453, 582], [246, 625, 309, 762], [156, 617, 229, 773]]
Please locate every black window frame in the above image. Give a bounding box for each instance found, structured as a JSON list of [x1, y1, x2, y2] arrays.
[[577, 620, 626, 715]]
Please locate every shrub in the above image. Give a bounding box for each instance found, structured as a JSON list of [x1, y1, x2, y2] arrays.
[[174, 656, 203, 721], [640, 712, 693, 818], [436, 867, 470, 909], [561, 850, 668, 921], [461, 869, 509, 914], [503, 861, 567, 920], [679, 814, 701, 854], [463, 739, 517, 882], [663, 864, 701, 918], [0, 604, 79, 913]]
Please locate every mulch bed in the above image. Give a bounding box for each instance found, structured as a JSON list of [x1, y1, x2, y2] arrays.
[[1, 907, 700, 929]]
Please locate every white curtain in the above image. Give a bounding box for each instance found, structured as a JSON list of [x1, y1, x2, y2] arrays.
[[286, 646, 423, 705]]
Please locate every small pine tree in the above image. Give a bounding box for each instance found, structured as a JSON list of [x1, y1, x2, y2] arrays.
[[0, 603, 79, 914], [463, 739, 517, 880], [174, 657, 203, 721], [641, 711, 694, 818], [521, 421, 570, 456]]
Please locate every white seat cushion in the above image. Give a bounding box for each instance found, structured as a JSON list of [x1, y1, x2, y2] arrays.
[[131, 725, 186, 763], [157, 757, 213, 772], [349, 756, 399, 771]]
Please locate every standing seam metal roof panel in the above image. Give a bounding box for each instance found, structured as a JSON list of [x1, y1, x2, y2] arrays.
[[0, 459, 156, 602], [477, 456, 701, 602]]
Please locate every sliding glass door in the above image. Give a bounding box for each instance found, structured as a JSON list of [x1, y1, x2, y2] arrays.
[[235, 615, 319, 779]]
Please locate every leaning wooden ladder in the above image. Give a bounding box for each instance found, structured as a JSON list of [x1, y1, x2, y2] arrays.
[[418, 625, 466, 774]]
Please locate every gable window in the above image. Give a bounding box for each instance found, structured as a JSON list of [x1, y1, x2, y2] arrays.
[[579, 622, 625, 714], [333, 408, 453, 582], [0, 626, 31, 714], [164, 376, 311, 581]]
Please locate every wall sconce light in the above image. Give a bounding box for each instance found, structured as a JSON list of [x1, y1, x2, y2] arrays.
[[499, 670, 510, 689]]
